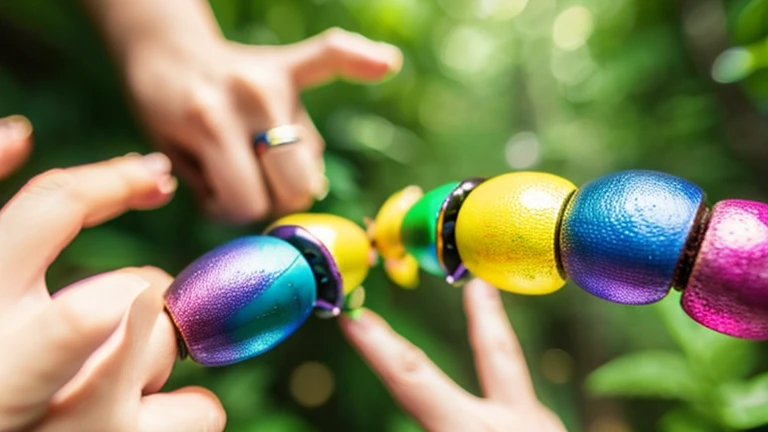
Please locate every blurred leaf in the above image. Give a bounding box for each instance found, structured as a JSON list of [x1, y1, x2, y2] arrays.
[[717, 372, 768, 429], [658, 407, 721, 432], [388, 413, 424, 432], [654, 291, 759, 383], [246, 412, 317, 432], [586, 351, 701, 401], [731, 0, 768, 45]]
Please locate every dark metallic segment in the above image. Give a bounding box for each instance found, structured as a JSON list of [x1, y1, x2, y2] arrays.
[[436, 177, 486, 286]]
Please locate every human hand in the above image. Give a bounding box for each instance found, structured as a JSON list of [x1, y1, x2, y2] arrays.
[[0, 149, 225, 431], [339, 280, 566, 432], [123, 18, 401, 222]]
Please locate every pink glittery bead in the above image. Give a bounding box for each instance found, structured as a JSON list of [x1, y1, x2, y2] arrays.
[[681, 199, 768, 339]]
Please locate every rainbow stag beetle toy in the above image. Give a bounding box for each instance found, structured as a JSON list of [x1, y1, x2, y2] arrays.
[[163, 169, 768, 367]]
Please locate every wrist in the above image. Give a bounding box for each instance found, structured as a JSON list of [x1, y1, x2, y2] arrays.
[[80, 0, 225, 68]]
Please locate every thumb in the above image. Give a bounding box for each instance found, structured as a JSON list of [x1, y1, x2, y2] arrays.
[[281, 27, 403, 88], [0, 273, 150, 429], [139, 387, 226, 432]]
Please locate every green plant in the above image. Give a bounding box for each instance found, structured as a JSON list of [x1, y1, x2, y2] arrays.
[[587, 290, 767, 431]]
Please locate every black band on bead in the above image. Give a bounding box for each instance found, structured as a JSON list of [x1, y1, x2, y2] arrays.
[[672, 204, 711, 291]]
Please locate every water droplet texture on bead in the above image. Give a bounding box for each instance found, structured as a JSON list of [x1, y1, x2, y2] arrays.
[[560, 170, 705, 305], [164, 236, 316, 367], [682, 200, 768, 339], [455, 172, 576, 294], [401, 182, 460, 277]]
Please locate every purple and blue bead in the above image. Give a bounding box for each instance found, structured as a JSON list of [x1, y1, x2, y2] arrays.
[[164, 236, 317, 367], [559, 170, 706, 305]]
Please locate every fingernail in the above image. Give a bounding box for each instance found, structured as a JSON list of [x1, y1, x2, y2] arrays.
[[157, 175, 178, 194], [0, 115, 33, 141], [141, 152, 172, 176]]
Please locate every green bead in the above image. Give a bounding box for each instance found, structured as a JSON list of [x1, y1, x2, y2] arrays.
[[401, 182, 459, 276]]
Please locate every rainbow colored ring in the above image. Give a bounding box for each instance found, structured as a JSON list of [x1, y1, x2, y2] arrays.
[[253, 125, 301, 156]]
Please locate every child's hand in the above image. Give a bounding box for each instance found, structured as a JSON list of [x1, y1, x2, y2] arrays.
[[0, 151, 225, 431], [339, 280, 566, 432]]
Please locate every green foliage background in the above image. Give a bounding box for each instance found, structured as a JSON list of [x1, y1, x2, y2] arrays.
[[1, 0, 767, 431]]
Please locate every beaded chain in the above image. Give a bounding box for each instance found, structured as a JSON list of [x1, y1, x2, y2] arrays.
[[162, 170, 768, 367]]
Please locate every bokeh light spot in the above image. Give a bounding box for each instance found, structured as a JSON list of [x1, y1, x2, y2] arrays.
[[440, 25, 496, 78], [541, 348, 574, 384], [505, 132, 540, 169], [553, 6, 594, 51], [476, 0, 529, 21], [712, 47, 755, 83], [289, 361, 335, 408]]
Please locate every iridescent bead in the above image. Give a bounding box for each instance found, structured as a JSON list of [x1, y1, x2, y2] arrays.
[[266, 213, 373, 315], [401, 182, 460, 276], [681, 200, 768, 339], [164, 236, 316, 367], [455, 172, 576, 295], [559, 170, 705, 305]]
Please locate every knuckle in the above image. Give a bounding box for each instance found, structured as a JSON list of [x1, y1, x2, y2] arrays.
[[24, 169, 76, 201], [388, 344, 430, 387], [185, 90, 227, 139], [56, 301, 99, 344], [474, 328, 518, 361], [321, 27, 351, 52]]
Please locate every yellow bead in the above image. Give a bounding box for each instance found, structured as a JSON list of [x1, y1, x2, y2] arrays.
[[268, 213, 372, 295], [372, 185, 423, 260], [455, 172, 576, 295], [370, 185, 424, 289]]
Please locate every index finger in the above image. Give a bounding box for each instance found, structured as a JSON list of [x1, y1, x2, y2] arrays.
[[0, 153, 176, 299], [339, 309, 481, 431], [464, 279, 536, 406]]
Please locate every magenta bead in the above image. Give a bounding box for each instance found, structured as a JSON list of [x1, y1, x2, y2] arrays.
[[681, 200, 768, 339]]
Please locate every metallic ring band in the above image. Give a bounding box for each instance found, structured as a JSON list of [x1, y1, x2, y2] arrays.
[[253, 125, 301, 156]]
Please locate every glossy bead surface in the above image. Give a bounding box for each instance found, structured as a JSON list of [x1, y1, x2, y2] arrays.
[[370, 186, 423, 288], [401, 182, 459, 276], [560, 170, 705, 305], [455, 172, 576, 294], [268, 213, 372, 295], [164, 236, 316, 367], [437, 178, 485, 286], [682, 200, 768, 339]]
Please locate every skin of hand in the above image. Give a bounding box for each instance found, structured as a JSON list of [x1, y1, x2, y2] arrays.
[[79, 0, 403, 223], [339, 279, 567, 432], [0, 120, 225, 432]]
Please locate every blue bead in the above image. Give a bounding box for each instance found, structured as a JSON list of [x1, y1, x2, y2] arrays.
[[559, 170, 705, 305]]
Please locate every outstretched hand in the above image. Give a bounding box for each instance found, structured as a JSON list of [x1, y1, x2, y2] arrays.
[[340, 280, 565, 432], [0, 119, 224, 431]]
